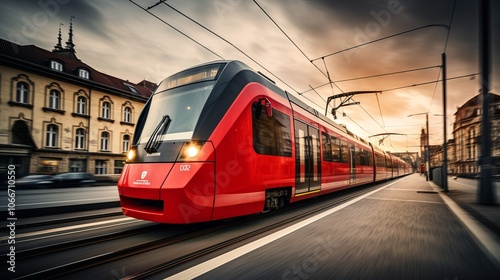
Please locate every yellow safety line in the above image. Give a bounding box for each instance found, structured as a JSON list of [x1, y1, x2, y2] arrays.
[[294, 189, 321, 197]]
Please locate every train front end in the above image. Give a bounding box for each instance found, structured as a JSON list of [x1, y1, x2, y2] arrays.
[[118, 62, 232, 224]]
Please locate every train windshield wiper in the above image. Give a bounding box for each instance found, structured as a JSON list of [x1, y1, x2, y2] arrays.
[[144, 115, 171, 153]]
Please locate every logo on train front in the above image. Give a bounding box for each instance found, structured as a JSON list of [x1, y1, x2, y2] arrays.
[[133, 170, 151, 186]]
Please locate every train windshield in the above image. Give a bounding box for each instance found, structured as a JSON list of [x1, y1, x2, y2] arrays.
[[136, 63, 225, 145], [137, 81, 214, 145]]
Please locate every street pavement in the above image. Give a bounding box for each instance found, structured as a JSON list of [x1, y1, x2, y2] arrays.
[[0, 185, 120, 218]]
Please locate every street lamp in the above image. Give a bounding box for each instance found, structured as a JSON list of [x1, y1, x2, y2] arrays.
[[408, 112, 430, 181]]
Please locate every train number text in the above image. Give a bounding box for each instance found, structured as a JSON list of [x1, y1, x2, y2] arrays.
[[179, 165, 191, 172]]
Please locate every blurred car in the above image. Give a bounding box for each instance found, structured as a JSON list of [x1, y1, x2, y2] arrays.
[[42, 172, 96, 188], [15, 174, 54, 188]]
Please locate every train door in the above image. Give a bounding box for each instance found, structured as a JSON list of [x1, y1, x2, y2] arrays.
[[350, 145, 356, 185], [294, 120, 321, 195]]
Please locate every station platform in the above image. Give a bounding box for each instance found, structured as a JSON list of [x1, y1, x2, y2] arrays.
[[444, 176, 500, 236], [168, 173, 500, 279]]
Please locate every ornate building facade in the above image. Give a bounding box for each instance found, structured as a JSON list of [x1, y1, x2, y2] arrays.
[[451, 92, 500, 175], [0, 24, 155, 176], [423, 92, 500, 176]]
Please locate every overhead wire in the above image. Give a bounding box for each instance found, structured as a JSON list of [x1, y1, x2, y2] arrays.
[[160, 0, 301, 95], [344, 114, 376, 137], [428, 0, 457, 112], [133, 0, 450, 151], [310, 24, 450, 62], [128, 0, 223, 59], [305, 23, 450, 147], [252, 0, 340, 91], [253, 0, 415, 151], [301, 65, 441, 95], [253, 0, 330, 103], [334, 65, 442, 83], [147, 0, 395, 140], [381, 73, 478, 92], [375, 93, 385, 127], [253, 0, 390, 141]]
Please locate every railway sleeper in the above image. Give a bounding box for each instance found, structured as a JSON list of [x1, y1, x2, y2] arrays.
[[263, 187, 291, 213]]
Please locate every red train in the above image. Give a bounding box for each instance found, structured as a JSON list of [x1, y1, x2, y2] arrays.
[[117, 61, 411, 224]]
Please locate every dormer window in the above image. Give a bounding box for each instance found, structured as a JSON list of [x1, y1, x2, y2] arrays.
[[51, 60, 63, 71], [124, 83, 139, 94], [79, 69, 89, 79]]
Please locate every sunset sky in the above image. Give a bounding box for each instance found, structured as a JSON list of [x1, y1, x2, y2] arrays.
[[1, 0, 499, 154]]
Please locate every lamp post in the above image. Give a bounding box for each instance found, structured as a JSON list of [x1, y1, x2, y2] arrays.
[[478, 0, 494, 205], [408, 113, 430, 181], [442, 53, 449, 192]]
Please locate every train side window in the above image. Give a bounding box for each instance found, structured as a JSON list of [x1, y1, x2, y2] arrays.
[[360, 149, 372, 166], [376, 154, 384, 167], [252, 106, 292, 157], [358, 147, 364, 165], [322, 132, 332, 161], [366, 150, 373, 166], [340, 140, 349, 163], [355, 147, 362, 165], [330, 136, 341, 162]]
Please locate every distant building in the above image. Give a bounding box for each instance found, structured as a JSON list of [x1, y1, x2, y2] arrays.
[[450, 92, 500, 175], [428, 92, 500, 175], [420, 127, 441, 170], [390, 151, 418, 172], [429, 139, 454, 172], [0, 22, 155, 176]]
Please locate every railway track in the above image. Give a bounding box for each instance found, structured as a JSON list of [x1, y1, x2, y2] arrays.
[[127, 182, 388, 279], [10, 180, 396, 280]]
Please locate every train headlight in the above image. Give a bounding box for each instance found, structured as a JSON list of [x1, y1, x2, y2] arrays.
[[179, 141, 209, 161], [178, 141, 213, 161], [186, 145, 200, 158], [127, 148, 136, 161]]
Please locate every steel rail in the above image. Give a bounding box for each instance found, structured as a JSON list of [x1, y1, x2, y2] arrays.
[[14, 178, 403, 279]]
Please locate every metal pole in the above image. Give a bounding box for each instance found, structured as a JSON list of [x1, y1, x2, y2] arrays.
[[408, 112, 431, 180], [442, 53, 449, 192], [478, 0, 494, 205], [426, 113, 430, 181]]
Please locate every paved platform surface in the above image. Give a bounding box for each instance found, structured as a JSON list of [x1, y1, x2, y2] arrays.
[[440, 176, 500, 236], [167, 173, 500, 280]]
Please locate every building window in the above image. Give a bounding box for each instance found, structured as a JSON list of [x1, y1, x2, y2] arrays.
[[102, 102, 111, 119], [114, 160, 125, 174], [75, 128, 86, 149], [38, 158, 60, 174], [69, 159, 86, 172], [100, 131, 109, 151], [95, 160, 107, 174], [124, 107, 131, 123], [77, 96, 87, 115], [98, 97, 114, 123], [49, 89, 61, 109], [51, 60, 63, 71], [46, 124, 58, 147], [122, 134, 130, 152], [79, 69, 89, 79], [16, 82, 30, 103], [124, 83, 139, 94]]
